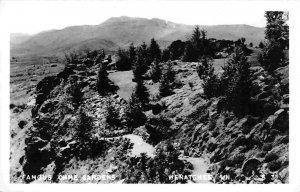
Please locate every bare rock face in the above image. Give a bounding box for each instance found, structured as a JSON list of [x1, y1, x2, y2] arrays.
[[265, 109, 289, 133], [278, 166, 289, 183]]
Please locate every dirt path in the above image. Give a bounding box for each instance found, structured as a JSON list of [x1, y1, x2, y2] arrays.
[[123, 134, 156, 157], [180, 156, 212, 184]]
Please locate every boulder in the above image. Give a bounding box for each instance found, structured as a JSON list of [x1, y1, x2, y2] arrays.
[[241, 158, 261, 177], [265, 109, 289, 133], [278, 166, 289, 183]]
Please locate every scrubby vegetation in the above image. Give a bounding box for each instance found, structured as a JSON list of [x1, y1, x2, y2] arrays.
[[10, 11, 289, 184]]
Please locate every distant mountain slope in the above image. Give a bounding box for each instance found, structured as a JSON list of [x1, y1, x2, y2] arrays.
[[10, 16, 265, 57]]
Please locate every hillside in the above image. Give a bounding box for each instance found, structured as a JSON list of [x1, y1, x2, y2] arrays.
[[10, 16, 264, 57], [10, 50, 289, 184]]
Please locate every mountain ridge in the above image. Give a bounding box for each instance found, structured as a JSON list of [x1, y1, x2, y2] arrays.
[[10, 16, 265, 57]]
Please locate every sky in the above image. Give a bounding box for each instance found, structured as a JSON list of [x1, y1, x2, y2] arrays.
[[1, 0, 270, 35]]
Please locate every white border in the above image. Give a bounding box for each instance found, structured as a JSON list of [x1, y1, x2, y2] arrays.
[[1, 1, 300, 192]]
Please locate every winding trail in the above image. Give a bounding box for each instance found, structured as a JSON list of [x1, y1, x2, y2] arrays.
[[180, 156, 212, 184], [123, 134, 156, 157]]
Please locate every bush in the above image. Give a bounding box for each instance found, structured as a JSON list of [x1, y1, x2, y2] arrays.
[[264, 152, 279, 163], [116, 49, 131, 71], [145, 115, 173, 144], [262, 143, 273, 151], [18, 120, 28, 129], [267, 160, 282, 171], [228, 153, 246, 167]]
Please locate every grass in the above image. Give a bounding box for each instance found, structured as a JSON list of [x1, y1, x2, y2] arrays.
[[108, 70, 136, 101]]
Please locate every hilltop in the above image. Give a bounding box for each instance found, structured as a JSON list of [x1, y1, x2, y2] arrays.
[[10, 16, 264, 57]]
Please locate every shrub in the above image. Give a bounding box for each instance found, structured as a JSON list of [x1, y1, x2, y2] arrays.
[[18, 120, 28, 129], [145, 115, 173, 144], [262, 143, 273, 151], [63, 50, 82, 65], [116, 49, 131, 71], [264, 152, 279, 163], [267, 160, 282, 171], [256, 152, 267, 158]]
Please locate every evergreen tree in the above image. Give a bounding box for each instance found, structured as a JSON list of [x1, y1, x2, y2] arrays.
[[168, 40, 185, 60], [161, 49, 170, 62], [70, 81, 84, 109], [105, 99, 121, 130], [259, 41, 265, 49], [134, 42, 150, 76], [149, 59, 161, 83], [149, 38, 161, 63], [222, 46, 252, 116], [97, 63, 109, 95], [134, 79, 149, 106], [124, 93, 147, 131], [133, 55, 145, 81], [129, 43, 137, 66], [165, 62, 175, 84], [191, 26, 201, 48], [261, 11, 289, 71], [197, 56, 220, 98], [182, 41, 196, 62], [159, 64, 175, 98], [74, 107, 94, 142], [116, 48, 131, 71]]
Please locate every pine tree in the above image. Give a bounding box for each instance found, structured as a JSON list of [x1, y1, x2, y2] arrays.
[[159, 73, 172, 97], [129, 43, 136, 66], [134, 79, 149, 106], [133, 56, 145, 81], [161, 49, 170, 62], [124, 93, 147, 131], [105, 99, 121, 130], [182, 41, 195, 62], [70, 81, 84, 109], [97, 63, 109, 95], [149, 38, 161, 63], [149, 59, 161, 83], [168, 40, 185, 60], [116, 48, 131, 71], [196, 56, 220, 98], [191, 26, 201, 48], [222, 46, 252, 116], [261, 11, 289, 71], [259, 41, 265, 49], [74, 107, 94, 142]]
